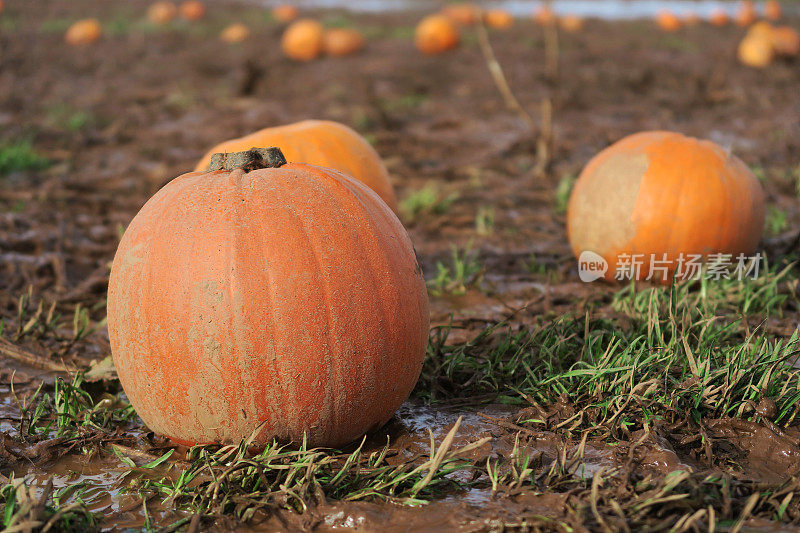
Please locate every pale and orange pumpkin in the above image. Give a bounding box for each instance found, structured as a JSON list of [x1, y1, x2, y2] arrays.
[[108, 148, 428, 448], [147, 1, 177, 25], [179, 0, 206, 21], [323, 28, 365, 57], [415, 14, 459, 55], [194, 120, 398, 212], [65, 19, 102, 46], [220, 23, 249, 43], [567, 132, 765, 283], [272, 4, 299, 23], [281, 19, 324, 61], [738, 33, 774, 67], [736, 0, 757, 26]]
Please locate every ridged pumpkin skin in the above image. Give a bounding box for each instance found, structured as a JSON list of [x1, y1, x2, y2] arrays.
[[195, 120, 398, 212], [108, 160, 429, 448], [567, 132, 765, 283]]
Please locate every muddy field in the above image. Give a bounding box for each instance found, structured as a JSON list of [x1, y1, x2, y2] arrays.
[[1, 0, 800, 531]]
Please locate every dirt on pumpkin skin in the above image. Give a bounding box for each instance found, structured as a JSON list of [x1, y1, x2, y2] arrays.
[[2, 0, 800, 530]]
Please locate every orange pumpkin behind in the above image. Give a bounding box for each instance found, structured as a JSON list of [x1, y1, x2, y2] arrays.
[[415, 14, 459, 55], [771, 26, 800, 56], [484, 9, 514, 30], [440, 3, 479, 26], [532, 6, 556, 26], [220, 23, 249, 43], [194, 120, 398, 212], [559, 15, 585, 33], [736, 0, 757, 26], [709, 10, 730, 27], [65, 19, 102, 46], [567, 132, 765, 283], [738, 33, 774, 67], [281, 19, 324, 61], [108, 148, 428, 448]]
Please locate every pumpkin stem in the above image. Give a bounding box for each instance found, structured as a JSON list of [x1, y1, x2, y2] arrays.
[[208, 147, 287, 172]]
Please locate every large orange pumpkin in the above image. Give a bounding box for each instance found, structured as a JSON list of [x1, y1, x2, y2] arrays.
[[147, 1, 177, 25], [194, 120, 398, 212], [108, 148, 429, 448], [179, 0, 205, 21], [567, 132, 765, 283], [323, 28, 365, 57], [65, 19, 102, 46], [414, 14, 459, 55], [281, 19, 324, 61]]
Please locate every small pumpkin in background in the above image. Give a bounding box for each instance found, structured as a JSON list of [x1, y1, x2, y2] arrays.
[[771, 26, 800, 56], [147, 1, 177, 25], [281, 19, 324, 61], [323, 28, 364, 57], [765, 0, 782, 21], [108, 147, 428, 448], [736, 0, 757, 27], [195, 120, 398, 212], [65, 19, 102, 46], [440, 3, 479, 26], [415, 14, 459, 55], [709, 10, 730, 27], [655, 11, 682, 32], [220, 23, 249, 43], [484, 10, 513, 30], [567, 131, 765, 283], [179, 0, 205, 21], [272, 4, 299, 23], [559, 15, 585, 33], [738, 33, 774, 67], [532, 6, 556, 26]]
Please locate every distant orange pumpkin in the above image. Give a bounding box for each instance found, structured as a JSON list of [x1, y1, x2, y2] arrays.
[[656, 11, 682, 32], [771, 25, 800, 56], [709, 10, 730, 27], [567, 131, 765, 284], [415, 14, 459, 55], [323, 28, 365, 57], [440, 3, 479, 26], [533, 6, 556, 26], [738, 34, 774, 67], [736, 1, 757, 26], [559, 15, 585, 33], [179, 1, 205, 21], [281, 19, 324, 61], [765, 0, 782, 21], [220, 23, 249, 43], [272, 4, 299, 23], [65, 19, 102, 46], [147, 1, 177, 25], [484, 9, 513, 30]]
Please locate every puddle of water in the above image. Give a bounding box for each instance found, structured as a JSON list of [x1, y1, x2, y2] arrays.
[[258, 0, 795, 19]]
